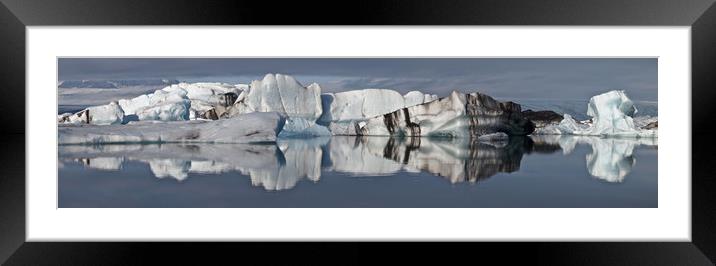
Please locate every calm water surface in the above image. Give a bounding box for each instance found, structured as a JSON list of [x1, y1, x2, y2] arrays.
[[58, 135, 657, 208]]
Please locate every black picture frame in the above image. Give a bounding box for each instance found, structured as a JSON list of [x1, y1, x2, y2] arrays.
[[1, 0, 714, 264]]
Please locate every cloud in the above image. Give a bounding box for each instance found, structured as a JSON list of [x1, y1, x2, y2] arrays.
[[58, 58, 657, 101]]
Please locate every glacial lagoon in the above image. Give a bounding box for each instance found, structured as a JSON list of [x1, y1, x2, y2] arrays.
[[58, 136, 657, 208]]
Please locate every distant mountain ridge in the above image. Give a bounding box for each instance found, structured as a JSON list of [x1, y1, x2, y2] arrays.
[[58, 79, 180, 89]]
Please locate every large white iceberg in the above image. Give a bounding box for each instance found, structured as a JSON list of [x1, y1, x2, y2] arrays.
[[227, 74, 329, 137], [348, 90, 535, 137], [319, 89, 436, 123], [580, 90, 645, 135], [533, 90, 657, 138], [231, 74, 323, 120]]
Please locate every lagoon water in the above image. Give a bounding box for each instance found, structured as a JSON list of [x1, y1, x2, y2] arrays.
[[58, 135, 657, 208]]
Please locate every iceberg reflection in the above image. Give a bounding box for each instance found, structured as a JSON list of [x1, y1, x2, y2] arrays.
[[60, 135, 655, 190], [332, 136, 533, 184], [60, 143, 305, 190], [529, 135, 657, 182]]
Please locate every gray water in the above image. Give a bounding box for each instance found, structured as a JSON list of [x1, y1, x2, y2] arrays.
[[58, 135, 658, 208]]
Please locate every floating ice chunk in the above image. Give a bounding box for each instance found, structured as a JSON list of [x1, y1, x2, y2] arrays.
[[554, 114, 591, 134], [531, 114, 590, 135], [57, 112, 88, 124], [58, 112, 286, 144], [84, 102, 125, 125], [633, 115, 658, 129], [135, 100, 191, 121], [278, 117, 332, 138]]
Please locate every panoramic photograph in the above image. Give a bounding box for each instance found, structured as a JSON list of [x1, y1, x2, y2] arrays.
[[57, 58, 658, 208]]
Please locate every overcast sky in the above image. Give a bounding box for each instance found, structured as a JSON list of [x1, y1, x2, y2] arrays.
[[58, 58, 657, 101]]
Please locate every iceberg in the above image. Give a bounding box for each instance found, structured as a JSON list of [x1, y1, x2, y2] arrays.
[[63, 101, 125, 125], [533, 114, 590, 135], [224, 74, 330, 137], [319, 89, 405, 123], [579, 90, 643, 136], [230, 74, 323, 121], [57, 112, 87, 124], [350, 91, 535, 137], [278, 117, 332, 138], [531, 90, 657, 138], [118, 85, 188, 116], [134, 100, 191, 121], [318, 89, 438, 125], [633, 115, 658, 129], [177, 82, 243, 119], [58, 112, 286, 145], [118, 82, 243, 121], [58, 75, 654, 142], [60, 81, 247, 125]]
